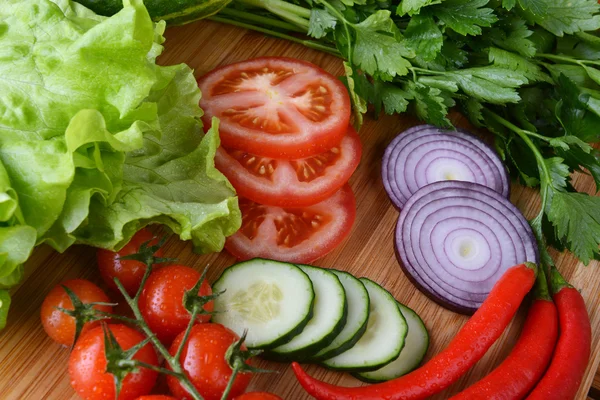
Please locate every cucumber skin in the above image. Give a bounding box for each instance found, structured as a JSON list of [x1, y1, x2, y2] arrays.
[[263, 296, 348, 362], [352, 303, 430, 383], [320, 278, 408, 373], [74, 0, 230, 24], [211, 258, 316, 350], [308, 269, 370, 362]]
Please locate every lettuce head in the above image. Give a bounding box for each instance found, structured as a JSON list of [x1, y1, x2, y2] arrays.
[[0, 0, 241, 328]]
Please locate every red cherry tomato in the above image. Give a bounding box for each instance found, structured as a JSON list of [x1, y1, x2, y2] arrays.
[[167, 324, 252, 400], [135, 396, 177, 400], [41, 279, 112, 347], [97, 228, 164, 296], [225, 184, 356, 263], [69, 324, 158, 400], [215, 126, 362, 207], [198, 57, 351, 159], [138, 265, 213, 344], [234, 393, 284, 400]]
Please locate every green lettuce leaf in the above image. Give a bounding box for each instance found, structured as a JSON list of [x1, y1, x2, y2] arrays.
[[0, 0, 240, 328]]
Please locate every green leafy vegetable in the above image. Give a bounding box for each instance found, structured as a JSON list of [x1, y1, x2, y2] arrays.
[[0, 0, 240, 327]]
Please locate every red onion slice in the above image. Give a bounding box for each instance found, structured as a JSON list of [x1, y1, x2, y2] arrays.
[[382, 126, 509, 209], [395, 181, 538, 314]]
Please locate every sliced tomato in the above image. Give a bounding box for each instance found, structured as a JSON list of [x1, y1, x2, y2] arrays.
[[215, 126, 362, 207], [198, 57, 351, 159], [225, 185, 356, 263]]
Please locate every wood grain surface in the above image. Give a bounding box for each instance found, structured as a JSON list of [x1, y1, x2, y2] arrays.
[[1, 19, 600, 400]]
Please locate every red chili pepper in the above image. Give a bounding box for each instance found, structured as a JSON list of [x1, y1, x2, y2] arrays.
[[526, 267, 591, 400], [450, 267, 558, 400], [292, 263, 537, 400]]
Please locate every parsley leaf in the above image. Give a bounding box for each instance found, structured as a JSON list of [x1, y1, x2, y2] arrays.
[[405, 15, 444, 62], [397, 0, 441, 16], [405, 81, 452, 127], [352, 11, 414, 80], [490, 16, 537, 58], [517, 0, 600, 36], [555, 74, 600, 142], [381, 85, 411, 114], [308, 9, 337, 38], [488, 47, 551, 83], [427, 0, 498, 36], [548, 191, 600, 264], [342, 62, 367, 128], [446, 67, 526, 103]]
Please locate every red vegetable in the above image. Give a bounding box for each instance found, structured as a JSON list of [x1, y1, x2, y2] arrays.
[[450, 268, 558, 400], [69, 324, 159, 400], [526, 267, 592, 400], [41, 279, 112, 347], [292, 263, 537, 400], [97, 228, 163, 296], [135, 396, 177, 400], [215, 125, 362, 207]]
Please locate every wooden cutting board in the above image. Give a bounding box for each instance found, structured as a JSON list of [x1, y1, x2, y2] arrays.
[[1, 19, 600, 400]]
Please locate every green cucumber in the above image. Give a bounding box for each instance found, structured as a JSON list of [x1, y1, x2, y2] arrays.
[[354, 303, 429, 382], [310, 269, 369, 361], [211, 258, 314, 349], [266, 265, 347, 361], [321, 278, 408, 372], [74, 0, 230, 24]]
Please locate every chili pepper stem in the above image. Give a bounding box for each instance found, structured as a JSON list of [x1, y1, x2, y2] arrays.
[[549, 266, 572, 294]]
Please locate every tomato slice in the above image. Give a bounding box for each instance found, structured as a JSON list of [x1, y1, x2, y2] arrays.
[[198, 57, 351, 159], [215, 126, 362, 207], [225, 185, 356, 263]]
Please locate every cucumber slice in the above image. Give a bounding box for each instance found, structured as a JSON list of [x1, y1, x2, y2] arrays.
[[212, 258, 314, 349], [310, 270, 369, 361], [355, 303, 429, 382], [321, 278, 408, 372], [267, 265, 347, 361]]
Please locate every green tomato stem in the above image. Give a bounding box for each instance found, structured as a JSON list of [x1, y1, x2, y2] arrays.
[[220, 360, 242, 400]]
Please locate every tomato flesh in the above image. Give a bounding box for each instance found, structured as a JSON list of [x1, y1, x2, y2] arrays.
[[199, 57, 351, 159], [215, 126, 362, 207], [225, 184, 356, 263]]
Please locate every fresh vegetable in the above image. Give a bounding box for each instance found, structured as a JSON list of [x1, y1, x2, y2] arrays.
[[215, 126, 362, 207], [310, 269, 369, 361], [138, 264, 214, 344], [0, 0, 240, 328], [68, 324, 159, 400], [321, 278, 407, 372], [58, 239, 257, 400], [198, 57, 351, 159], [203, 0, 600, 269], [225, 184, 356, 263], [451, 268, 558, 399], [167, 323, 253, 400], [268, 264, 347, 360], [355, 302, 429, 383], [41, 279, 113, 347], [97, 228, 164, 296], [135, 396, 178, 400], [396, 180, 538, 314], [382, 125, 509, 209], [74, 0, 231, 24], [292, 263, 537, 400], [234, 393, 283, 400], [527, 267, 592, 400], [212, 258, 315, 349]]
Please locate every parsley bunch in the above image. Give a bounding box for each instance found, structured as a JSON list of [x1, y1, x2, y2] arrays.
[[211, 0, 600, 267]]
